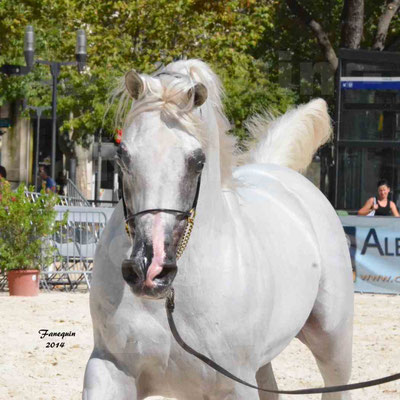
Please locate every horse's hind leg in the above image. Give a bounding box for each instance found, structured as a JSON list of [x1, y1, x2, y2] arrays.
[[256, 362, 279, 400], [83, 352, 137, 400], [298, 312, 353, 400]]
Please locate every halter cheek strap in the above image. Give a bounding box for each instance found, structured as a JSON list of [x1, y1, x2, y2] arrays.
[[121, 174, 202, 259]]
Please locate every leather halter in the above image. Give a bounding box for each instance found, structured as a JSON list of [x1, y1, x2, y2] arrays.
[[121, 173, 202, 257]]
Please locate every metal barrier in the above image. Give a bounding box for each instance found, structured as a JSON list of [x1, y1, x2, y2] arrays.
[[25, 191, 90, 207], [40, 206, 114, 291], [88, 199, 119, 208], [0, 205, 115, 292], [65, 178, 92, 207]]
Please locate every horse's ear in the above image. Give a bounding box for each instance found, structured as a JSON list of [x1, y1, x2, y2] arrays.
[[189, 83, 208, 107], [125, 70, 144, 99]]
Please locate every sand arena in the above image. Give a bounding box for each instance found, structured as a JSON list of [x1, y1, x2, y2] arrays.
[[0, 292, 398, 400]]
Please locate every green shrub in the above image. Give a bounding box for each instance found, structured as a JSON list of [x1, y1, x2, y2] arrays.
[[0, 179, 63, 271]]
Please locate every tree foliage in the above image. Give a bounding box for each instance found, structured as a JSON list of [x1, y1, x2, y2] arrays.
[[0, 0, 297, 144], [2, 1, 398, 144], [265, 1, 400, 70], [250, 1, 400, 105]]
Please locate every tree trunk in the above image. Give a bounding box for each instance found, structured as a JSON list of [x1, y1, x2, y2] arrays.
[[340, 0, 364, 49], [67, 111, 93, 200], [373, 0, 400, 51], [74, 141, 93, 200], [286, 0, 338, 71]]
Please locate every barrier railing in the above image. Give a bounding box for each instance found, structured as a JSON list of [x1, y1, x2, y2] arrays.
[[25, 191, 90, 207], [65, 178, 92, 207], [40, 206, 114, 291], [0, 205, 115, 292]]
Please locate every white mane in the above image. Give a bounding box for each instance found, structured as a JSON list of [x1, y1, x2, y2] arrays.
[[113, 60, 331, 186]]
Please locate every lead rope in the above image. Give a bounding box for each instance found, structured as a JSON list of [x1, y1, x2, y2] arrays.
[[165, 289, 400, 395]]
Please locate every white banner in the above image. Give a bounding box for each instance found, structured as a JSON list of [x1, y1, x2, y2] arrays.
[[339, 216, 400, 294]]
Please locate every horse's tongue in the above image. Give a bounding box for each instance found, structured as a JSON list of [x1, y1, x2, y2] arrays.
[[145, 213, 165, 288]]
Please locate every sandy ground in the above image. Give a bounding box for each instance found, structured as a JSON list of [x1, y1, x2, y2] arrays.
[[0, 292, 399, 400]]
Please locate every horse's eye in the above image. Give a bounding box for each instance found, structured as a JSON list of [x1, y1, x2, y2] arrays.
[[116, 143, 131, 172], [195, 160, 205, 173], [189, 150, 206, 174], [117, 143, 127, 158], [115, 156, 126, 172]]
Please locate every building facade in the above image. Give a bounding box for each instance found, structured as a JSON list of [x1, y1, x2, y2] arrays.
[[334, 49, 400, 211]]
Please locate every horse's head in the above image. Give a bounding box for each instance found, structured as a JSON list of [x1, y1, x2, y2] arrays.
[[118, 68, 208, 299]]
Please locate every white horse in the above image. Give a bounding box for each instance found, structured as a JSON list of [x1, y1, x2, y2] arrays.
[[83, 60, 353, 400]]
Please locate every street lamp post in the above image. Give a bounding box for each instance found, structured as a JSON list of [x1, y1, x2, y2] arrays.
[[0, 27, 35, 76], [26, 105, 51, 189], [23, 26, 87, 180]]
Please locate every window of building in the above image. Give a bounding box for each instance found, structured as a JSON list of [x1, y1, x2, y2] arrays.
[[335, 49, 400, 210]]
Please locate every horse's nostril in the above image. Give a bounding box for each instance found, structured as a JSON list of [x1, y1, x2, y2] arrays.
[[122, 259, 143, 285]]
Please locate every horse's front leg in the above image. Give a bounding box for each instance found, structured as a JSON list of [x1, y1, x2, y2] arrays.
[[225, 385, 262, 400], [83, 351, 137, 400], [212, 377, 264, 400]]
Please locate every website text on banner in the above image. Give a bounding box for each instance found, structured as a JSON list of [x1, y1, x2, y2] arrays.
[[340, 216, 400, 295]]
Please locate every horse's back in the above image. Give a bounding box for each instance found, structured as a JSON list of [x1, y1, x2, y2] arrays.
[[234, 163, 337, 223], [233, 163, 353, 326], [233, 163, 347, 257]]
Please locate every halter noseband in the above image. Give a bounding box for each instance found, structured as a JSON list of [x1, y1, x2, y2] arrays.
[[121, 174, 202, 259]]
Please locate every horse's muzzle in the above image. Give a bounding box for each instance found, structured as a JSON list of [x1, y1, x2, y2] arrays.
[[121, 258, 177, 299]]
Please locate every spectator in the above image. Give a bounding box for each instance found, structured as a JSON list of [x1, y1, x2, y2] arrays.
[[57, 171, 67, 195], [358, 179, 399, 217], [39, 165, 56, 193], [0, 165, 6, 179], [0, 165, 6, 201]]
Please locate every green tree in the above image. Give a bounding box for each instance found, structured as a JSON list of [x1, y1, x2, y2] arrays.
[[0, 0, 296, 144], [263, 1, 400, 73]]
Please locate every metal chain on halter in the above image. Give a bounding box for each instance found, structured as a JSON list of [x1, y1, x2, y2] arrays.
[[176, 208, 195, 259]]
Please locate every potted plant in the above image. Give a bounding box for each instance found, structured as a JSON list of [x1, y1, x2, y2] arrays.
[[0, 179, 60, 296]]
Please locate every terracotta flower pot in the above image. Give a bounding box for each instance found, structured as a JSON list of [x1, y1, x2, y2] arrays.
[[7, 269, 40, 296]]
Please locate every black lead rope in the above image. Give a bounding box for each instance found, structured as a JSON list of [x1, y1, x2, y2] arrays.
[[165, 289, 400, 395]]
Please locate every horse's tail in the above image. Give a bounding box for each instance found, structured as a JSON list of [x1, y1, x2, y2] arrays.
[[244, 98, 331, 173]]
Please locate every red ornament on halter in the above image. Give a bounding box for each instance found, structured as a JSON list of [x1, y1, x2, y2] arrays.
[[115, 129, 123, 144]]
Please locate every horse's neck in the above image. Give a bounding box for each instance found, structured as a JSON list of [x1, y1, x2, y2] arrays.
[[196, 104, 230, 226], [182, 117, 235, 271], [196, 170, 228, 227]]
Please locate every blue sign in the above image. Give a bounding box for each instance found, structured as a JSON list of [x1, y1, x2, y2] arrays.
[[341, 77, 400, 90]]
